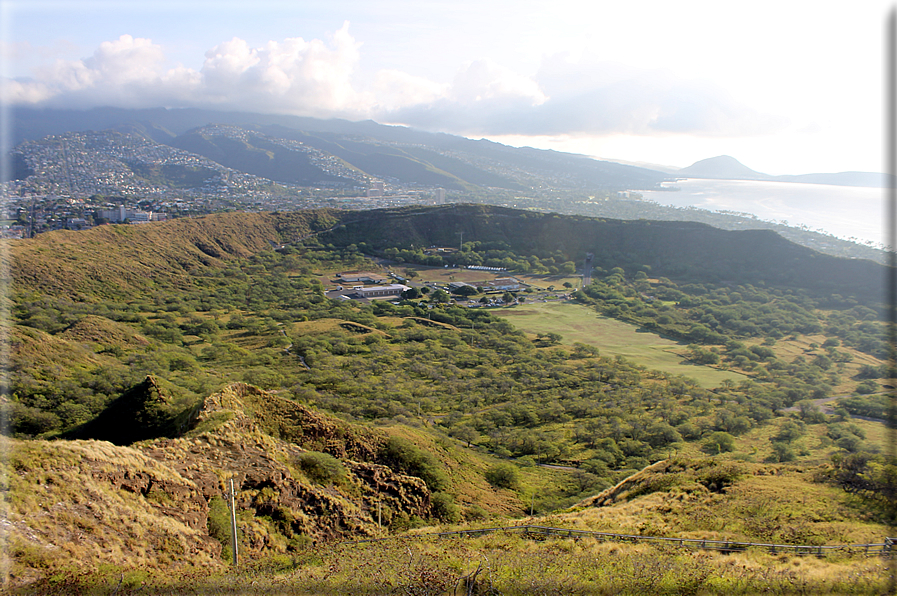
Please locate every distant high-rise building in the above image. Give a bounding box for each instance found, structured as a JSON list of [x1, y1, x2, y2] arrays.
[[97, 205, 155, 223], [367, 181, 385, 197], [435, 188, 446, 204]]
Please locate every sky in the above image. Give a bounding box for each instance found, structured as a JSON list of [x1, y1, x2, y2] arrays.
[[0, 0, 892, 175]]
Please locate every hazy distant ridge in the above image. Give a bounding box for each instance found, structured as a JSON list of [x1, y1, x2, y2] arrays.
[[12, 107, 670, 191], [11, 108, 887, 190], [677, 155, 887, 188]]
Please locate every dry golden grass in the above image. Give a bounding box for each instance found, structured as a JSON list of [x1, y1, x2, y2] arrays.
[[8, 210, 341, 300], [10, 326, 108, 373], [59, 315, 150, 350], [563, 458, 887, 546], [32, 534, 888, 595], [4, 438, 222, 587], [383, 426, 533, 517], [743, 332, 885, 396]]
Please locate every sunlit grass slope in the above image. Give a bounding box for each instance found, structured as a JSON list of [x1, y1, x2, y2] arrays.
[[500, 301, 745, 388]]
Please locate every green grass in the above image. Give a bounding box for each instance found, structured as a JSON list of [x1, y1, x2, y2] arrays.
[[498, 302, 745, 388]]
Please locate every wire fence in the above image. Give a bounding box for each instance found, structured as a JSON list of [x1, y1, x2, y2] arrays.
[[346, 525, 894, 557]]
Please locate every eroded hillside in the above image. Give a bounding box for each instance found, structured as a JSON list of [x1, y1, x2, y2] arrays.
[[5, 382, 440, 585]]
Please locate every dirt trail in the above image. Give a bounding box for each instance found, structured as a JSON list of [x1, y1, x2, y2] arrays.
[[782, 395, 844, 414], [783, 394, 887, 424]]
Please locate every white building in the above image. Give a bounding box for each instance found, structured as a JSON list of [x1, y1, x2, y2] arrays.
[[353, 284, 410, 299], [97, 205, 155, 223]]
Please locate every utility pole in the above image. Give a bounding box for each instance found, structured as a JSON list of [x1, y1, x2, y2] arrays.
[[228, 477, 239, 567]]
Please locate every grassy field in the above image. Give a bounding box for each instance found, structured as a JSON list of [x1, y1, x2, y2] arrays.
[[41, 531, 889, 595], [497, 301, 745, 389]]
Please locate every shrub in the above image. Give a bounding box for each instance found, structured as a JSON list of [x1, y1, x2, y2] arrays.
[[381, 437, 449, 491], [485, 464, 520, 490], [856, 380, 879, 395], [207, 496, 242, 563], [772, 420, 805, 443], [698, 463, 743, 492], [464, 504, 488, 521], [676, 422, 702, 441], [296, 451, 347, 485], [769, 441, 796, 462], [702, 431, 736, 454], [430, 492, 460, 522]]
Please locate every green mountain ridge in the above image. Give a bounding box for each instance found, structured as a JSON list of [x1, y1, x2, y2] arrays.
[[7, 205, 886, 305]]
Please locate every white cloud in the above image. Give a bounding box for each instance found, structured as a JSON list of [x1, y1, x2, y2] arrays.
[[2, 25, 373, 118], [5, 34, 198, 108], [447, 59, 546, 106], [3, 26, 784, 143], [197, 24, 369, 115], [370, 70, 447, 110], [377, 59, 550, 133]]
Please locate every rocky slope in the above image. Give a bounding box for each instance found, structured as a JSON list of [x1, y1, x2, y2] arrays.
[[5, 382, 432, 585]]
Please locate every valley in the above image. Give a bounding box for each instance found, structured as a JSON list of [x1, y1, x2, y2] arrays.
[[3, 205, 894, 594]]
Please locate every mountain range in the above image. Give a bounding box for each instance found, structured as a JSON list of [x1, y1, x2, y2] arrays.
[[10, 108, 887, 192], [10, 107, 668, 192]]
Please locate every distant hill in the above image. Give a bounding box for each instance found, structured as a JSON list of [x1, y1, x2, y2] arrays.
[[316, 204, 885, 304], [9, 205, 885, 306], [677, 155, 768, 180], [13, 107, 889, 196], [12, 107, 671, 191], [677, 155, 888, 188], [168, 126, 351, 187]]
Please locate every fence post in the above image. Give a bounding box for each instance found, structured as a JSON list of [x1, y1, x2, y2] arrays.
[[228, 477, 239, 567]]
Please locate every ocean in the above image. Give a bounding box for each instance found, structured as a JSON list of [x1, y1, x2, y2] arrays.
[[635, 179, 885, 247]]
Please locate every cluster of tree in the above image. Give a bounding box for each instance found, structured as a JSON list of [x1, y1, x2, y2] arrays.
[[574, 269, 885, 359], [838, 394, 889, 420], [377, 241, 577, 276], [8, 231, 889, 504], [822, 450, 897, 521]]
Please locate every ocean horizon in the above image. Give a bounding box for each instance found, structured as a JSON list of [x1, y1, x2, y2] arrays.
[[634, 178, 884, 247]]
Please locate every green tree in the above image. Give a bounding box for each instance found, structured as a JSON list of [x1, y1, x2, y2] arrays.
[[451, 425, 479, 447], [430, 289, 450, 304], [451, 285, 478, 297], [485, 464, 521, 490], [770, 441, 796, 462], [703, 431, 736, 454], [773, 420, 805, 443], [856, 380, 879, 395]]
